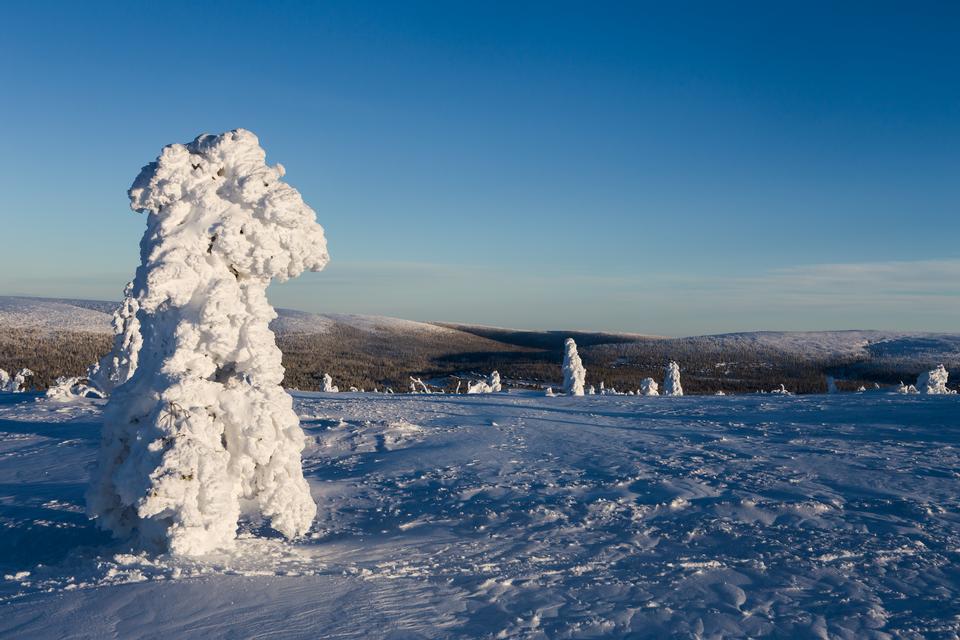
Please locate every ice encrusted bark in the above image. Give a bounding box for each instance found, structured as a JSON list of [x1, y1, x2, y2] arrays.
[[916, 365, 955, 395], [562, 338, 586, 396], [87, 129, 329, 556], [663, 361, 683, 396]]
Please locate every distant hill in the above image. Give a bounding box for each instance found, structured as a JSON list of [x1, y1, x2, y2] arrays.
[[0, 296, 956, 393]]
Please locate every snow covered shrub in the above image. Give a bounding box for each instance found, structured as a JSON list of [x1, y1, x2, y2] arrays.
[[87, 284, 142, 395], [916, 365, 956, 395], [894, 381, 919, 394], [4, 368, 35, 393], [87, 130, 329, 556], [320, 373, 339, 393], [770, 384, 792, 395], [640, 378, 659, 396], [0, 369, 8, 391], [467, 371, 501, 394], [562, 338, 586, 396], [45, 376, 102, 402], [409, 377, 430, 393], [663, 361, 683, 396], [545, 386, 556, 397]]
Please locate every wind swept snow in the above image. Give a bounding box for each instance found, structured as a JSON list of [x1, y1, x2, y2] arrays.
[[1, 391, 959, 637]]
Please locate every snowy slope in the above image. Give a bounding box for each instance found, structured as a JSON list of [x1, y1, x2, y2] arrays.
[[1, 391, 959, 638]]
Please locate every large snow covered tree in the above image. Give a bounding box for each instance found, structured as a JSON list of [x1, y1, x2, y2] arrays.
[[562, 338, 586, 396], [87, 130, 329, 556], [663, 361, 683, 396]]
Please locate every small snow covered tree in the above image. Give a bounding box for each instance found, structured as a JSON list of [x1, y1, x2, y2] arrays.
[[640, 378, 659, 396], [663, 361, 683, 396], [87, 284, 142, 395], [5, 368, 35, 393], [467, 371, 502, 394], [0, 369, 9, 391], [562, 338, 586, 396], [320, 373, 339, 393], [917, 365, 956, 395], [87, 130, 329, 556]]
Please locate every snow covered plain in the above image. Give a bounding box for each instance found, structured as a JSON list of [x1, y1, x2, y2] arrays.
[[1, 390, 958, 638]]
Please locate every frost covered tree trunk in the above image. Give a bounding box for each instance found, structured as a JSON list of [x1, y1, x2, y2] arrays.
[[663, 361, 683, 396], [87, 130, 329, 556], [562, 338, 586, 396]]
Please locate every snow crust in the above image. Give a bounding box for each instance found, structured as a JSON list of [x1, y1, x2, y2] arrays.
[[561, 338, 586, 396], [87, 129, 328, 555], [3, 391, 960, 638], [663, 360, 683, 396], [916, 364, 956, 395]]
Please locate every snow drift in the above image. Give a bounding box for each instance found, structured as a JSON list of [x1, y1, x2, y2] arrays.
[[562, 338, 586, 396], [87, 129, 329, 556]]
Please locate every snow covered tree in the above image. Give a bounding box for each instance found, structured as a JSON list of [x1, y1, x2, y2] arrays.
[[826, 376, 838, 394], [916, 365, 956, 395], [0, 369, 8, 391], [663, 361, 683, 396], [320, 373, 339, 393], [467, 370, 501, 394], [4, 368, 35, 393], [87, 284, 142, 395], [87, 130, 329, 556], [562, 338, 586, 396], [640, 378, 659, 396]]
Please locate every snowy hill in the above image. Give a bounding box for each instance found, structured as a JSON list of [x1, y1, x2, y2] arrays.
[[1, 391, 958, 637], [1, 296, 957, 393]]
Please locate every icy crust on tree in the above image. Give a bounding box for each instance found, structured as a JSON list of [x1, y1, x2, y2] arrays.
[[562, 338, 586, 396], [87, 284, 142, 395], [87, 129, 329, 556], [664, 361, 683, 396], [467, 371, 501, 394], [916, 364, 955, 395]]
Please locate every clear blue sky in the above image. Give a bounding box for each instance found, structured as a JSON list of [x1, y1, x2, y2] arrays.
[[1, 1, 957, 335]]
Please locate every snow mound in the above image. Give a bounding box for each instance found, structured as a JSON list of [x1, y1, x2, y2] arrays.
[[88, 129, 328, 556]]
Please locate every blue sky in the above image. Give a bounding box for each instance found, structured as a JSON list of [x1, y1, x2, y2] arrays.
[[1, 1, 957, 335]]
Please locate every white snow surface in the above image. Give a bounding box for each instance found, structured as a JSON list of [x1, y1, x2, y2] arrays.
[[2, 390, 959, 638], [88, 129, 327, 556], [562, 338, 586, 396]]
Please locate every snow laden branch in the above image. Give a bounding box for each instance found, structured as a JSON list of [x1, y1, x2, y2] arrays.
[[561, 338, 586, 396], [87, 129, 329, 556]]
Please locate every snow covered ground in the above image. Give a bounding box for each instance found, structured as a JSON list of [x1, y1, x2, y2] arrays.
[[1, 390, 958, 638]]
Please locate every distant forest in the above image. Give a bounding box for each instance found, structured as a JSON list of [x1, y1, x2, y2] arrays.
[[1, 324, 950, 395]]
